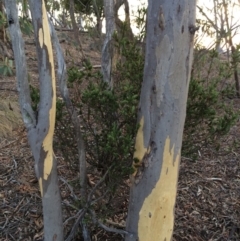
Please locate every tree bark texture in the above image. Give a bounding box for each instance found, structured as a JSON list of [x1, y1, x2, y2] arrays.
[[125, 1, 196, 241], [92, 0, 103, 35], [0, 0, 12, 59], [0, 0, 6, 43], [114, 0, 134, 41], [101, 0, 116, 87], [5, 0, 64, 240]]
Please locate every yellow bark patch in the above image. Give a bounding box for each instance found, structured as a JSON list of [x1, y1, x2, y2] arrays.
[[39, 1, 56, 183], [132, 117, 147, 175], [39, 177, 43, 196], [38, 28, 43, 48], [138, 137, 180, 241]]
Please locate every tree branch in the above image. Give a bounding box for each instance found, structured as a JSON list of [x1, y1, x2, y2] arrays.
[[49, 17, 87, 201], [90, 209, 134, 237]]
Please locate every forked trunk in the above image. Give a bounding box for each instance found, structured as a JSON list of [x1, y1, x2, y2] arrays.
[[4, 0, 64, 239]]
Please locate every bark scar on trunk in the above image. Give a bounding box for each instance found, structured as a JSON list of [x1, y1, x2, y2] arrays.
[[138, 137, 180, 240], [158, 6, 165, 30], [132, 117, 151, 181]]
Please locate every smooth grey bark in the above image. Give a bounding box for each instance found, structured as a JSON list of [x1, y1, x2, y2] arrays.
[[101, 0, 133, 87], [29, 1, 64, 238], [101, 0, 116, 87], [125, 1, 196, 240], [4, 0, 64, 240], [4, 0, 34, 127]]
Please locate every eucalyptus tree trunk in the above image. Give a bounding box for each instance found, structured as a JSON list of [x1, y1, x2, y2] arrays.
[[92, 0, 103, 35], [222, 0, 240, 97], [102, 0, 133, 88], [114, 0, 134, 41], [123, 0, 132, 37], [4, 0, 63, 240], [0, 0, 6, 43], [101, 0, 116, 87], [125, 1, 196, 240], [0, 0, 12, 59]]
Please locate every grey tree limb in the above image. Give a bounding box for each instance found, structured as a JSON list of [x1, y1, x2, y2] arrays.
[[90, 209, 134, 237], [4, 0, 36, 128], [49, 17, 87, 201], [5, 0, 64, 240], [125, 0, 196, 240], [101, 0, 116, 88]]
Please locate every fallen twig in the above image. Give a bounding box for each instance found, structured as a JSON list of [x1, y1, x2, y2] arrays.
[[87, 167, 111, 203], [205, 177, 223, 181], [0, 88, 18, 92], [59, 176, 79, 201], [62, 200, 79, 211], [0, 216, 9, 230], [105, 219, 126, 228], [63, 209, 83, 226], [65, 209, 86, 241], [90, 209, 134, 237]]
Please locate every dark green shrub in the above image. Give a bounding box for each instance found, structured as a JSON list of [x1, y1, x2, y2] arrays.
[[29, 84, 40, 111], [55, 32, 144, 193], [19, 16, 33, 36], [183, 48, 239, 157], [0, 57, 14, 76]]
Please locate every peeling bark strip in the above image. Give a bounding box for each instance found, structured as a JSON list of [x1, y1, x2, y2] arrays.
[[133, 117, 148, 174], [32, 0, 56, 196], [138, 137, 180, 240], [125, 1, 196, 240], [5, 0, 63, 239], [28, 1, 63, 239]]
